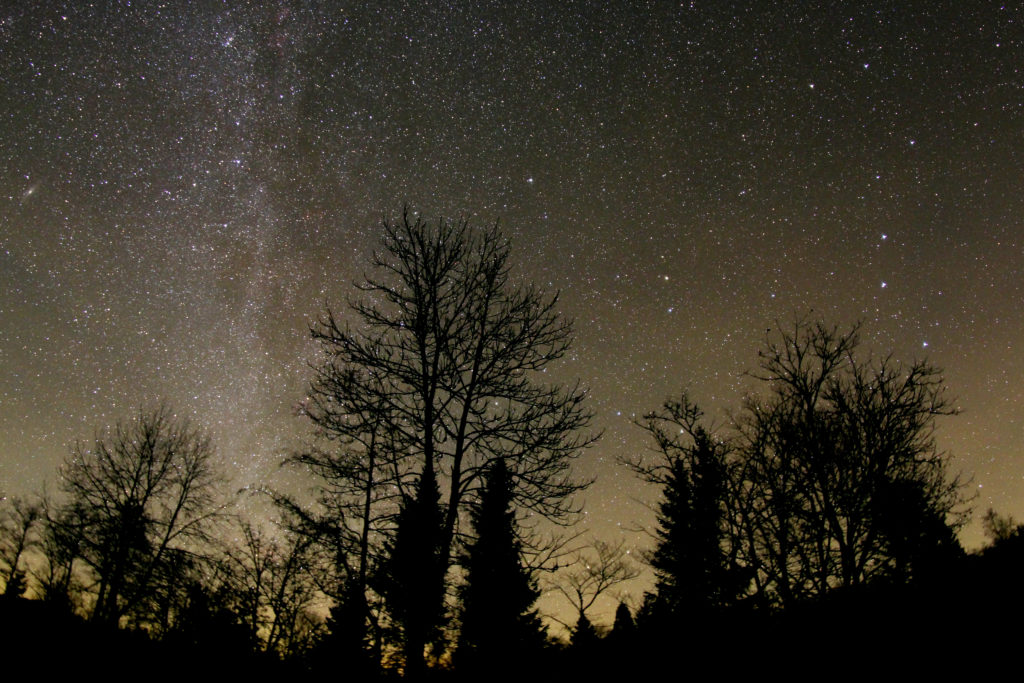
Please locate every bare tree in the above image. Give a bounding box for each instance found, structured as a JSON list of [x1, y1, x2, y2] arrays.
[[33, 497, 83, 610], [982, 508, 1019, 545], [222, 519, 322, 656], [56, 406, 225, 626], [552, 540, 639, 633], [137, 545, 218, 637], [0, 496, 42, 597], [734, 320, 969, 606], [311, 208, 596, 535], [297, 209, 598, 666], [287, 366, 404, 637]]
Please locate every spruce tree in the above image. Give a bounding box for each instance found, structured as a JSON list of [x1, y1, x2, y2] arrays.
[[604, 602, 637, 674], [456, 459, 544, 672], [379, 459, 446, 676], [608, 601, 635, 644], [315, 580, 375, 676], [647, 422, 739, 620]]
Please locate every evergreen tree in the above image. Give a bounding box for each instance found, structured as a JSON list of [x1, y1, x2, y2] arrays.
[[628, 395, 743, 624], [378, 459, 446, 676], [314, 580, 376, 676], [604, 602, 637, 674], [456, 459, 544, 672], [649, 429, 733, 615], [569, 611, 599, 663], [609, 601, 635, 642]]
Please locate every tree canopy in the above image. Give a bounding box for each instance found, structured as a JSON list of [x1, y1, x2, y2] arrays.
[[304, 210, 596, 541], [735, 321, 968, 604], [632, 321, 970, 615], [293, 209, 597, 667], [55, 406, 224, 626]]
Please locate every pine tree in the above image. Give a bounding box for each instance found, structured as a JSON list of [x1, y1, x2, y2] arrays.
[[628, 396, 743, 624], [608, 601, 635, 643], [604, 602, 637, 674], [569, 612, 599, 662], [315, 580, 376, 676], [379, 459, 446, 676], [648, 426, 736, 618], [456, 459, 544, 672]]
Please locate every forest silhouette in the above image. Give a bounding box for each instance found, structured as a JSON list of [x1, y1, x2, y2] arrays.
[[2, 211, 1019, 678]]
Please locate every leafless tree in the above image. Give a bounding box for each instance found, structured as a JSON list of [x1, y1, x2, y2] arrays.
[[222, 519, 324, 657], [734, 320, 969, 606], [287, 366, 405, 628], [310, 208, 596, 543], [0, 496, 42, 596], [33, 496, 83, 609], [551, 540, 639, 631], [56, 405, 225, 626], [295, 209, 598, 667], [982, 508, 1019, 545]]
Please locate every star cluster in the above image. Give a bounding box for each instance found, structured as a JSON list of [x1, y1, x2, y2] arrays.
[[2, 1, 1022, 571]]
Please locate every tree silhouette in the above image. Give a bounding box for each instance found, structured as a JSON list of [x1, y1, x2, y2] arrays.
[[289, 362, 403, 653], [553, 539, 639, 633], [55, 406, 224, 626], [570, 611, 599, 649], [33, 498, 82, 610], [296, 209, 597, 670], [734, 321, 968, 606], [0, 496, 41, 597], [305, 209, 597, 587], [314, 580, 377, 677], [164, 576, 254, 661], [456, 459, 545, 673], [870, 477, 963, 583], [605, 601, 636, 650], [376, 459, 446, 676], [627, 395, 745, 622], [972, 508, 1024, 608], [981, 508, 1019, 545], [222, 520, 321, 656]]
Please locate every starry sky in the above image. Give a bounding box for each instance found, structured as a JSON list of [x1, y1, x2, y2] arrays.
[[1, 1, 1022, 611]]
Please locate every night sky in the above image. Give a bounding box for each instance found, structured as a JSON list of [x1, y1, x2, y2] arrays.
[[2, 1, 1022, 614]]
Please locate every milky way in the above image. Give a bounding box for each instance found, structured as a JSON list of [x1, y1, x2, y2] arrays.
[[1, 2, 1022, 616]]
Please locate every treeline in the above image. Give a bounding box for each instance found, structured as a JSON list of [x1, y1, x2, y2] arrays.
[[1, 211, 1021, 676]]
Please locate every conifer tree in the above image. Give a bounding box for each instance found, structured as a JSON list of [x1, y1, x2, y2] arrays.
[[457, 459, 544, 672], [627, 395, 743, 623], [649, 429, 733, 615], [314, 581, 377, 677], [604, 602, 637, 673], [570, 612, 599, 655], [609, 601, 635, 643], [378, 459, 446, 676]]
